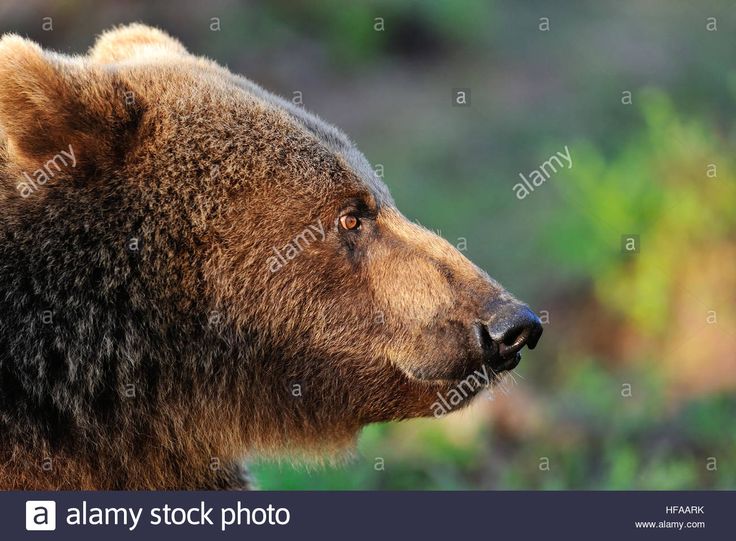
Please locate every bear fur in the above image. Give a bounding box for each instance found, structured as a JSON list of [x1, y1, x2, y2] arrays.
[[0, 24, 535, 489]]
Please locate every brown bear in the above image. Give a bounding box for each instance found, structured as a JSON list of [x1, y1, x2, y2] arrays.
[[0, 24, 542, 489]]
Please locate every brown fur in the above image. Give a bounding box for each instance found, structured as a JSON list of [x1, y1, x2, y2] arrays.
[[0, 25, 531, 489]]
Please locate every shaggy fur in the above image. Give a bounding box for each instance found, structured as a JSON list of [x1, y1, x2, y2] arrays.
[[0, 24, 527, 489]]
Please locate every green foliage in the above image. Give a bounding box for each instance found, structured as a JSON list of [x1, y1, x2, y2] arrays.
[[547, 91, 736, 335], [252, 420, 487, 490]]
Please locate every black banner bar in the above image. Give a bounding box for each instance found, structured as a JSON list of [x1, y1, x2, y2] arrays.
[[8, 491, 733, 540]]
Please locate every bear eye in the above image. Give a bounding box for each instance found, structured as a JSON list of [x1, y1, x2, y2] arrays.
[[339, 214, 361, 231]]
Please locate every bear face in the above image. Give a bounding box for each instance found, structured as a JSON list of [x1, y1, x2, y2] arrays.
[[0, 25, 541, 489]]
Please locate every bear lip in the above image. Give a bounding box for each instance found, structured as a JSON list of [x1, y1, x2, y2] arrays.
[[401, 359, 515, 386], [491, 351, 522, 373]]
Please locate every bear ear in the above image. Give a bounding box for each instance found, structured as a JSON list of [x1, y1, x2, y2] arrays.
[[90, 23, 189, 63], [0, 34, 141, 174]]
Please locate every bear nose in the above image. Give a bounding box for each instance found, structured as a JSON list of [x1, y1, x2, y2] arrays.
[[475, 302, 543, 371]]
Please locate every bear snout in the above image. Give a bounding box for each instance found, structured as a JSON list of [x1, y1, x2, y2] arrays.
[[474, 302, 543, 373]]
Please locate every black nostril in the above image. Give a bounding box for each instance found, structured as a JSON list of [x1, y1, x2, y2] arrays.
[[502, 325, 529, 347], [473, 302, 543, 371], [486, 304, 543, 360], [498, 323, 533, 357]]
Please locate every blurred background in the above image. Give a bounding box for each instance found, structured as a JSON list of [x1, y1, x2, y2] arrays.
[[2, 0, 734, 489]]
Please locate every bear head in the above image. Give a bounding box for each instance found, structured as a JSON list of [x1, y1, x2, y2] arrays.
[[0, 25, 541, 485]]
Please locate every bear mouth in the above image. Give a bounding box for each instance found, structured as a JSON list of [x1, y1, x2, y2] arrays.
[[400, 346, 523, 386], [402, 356, 519, 388], [489, 351, 523, 373]]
